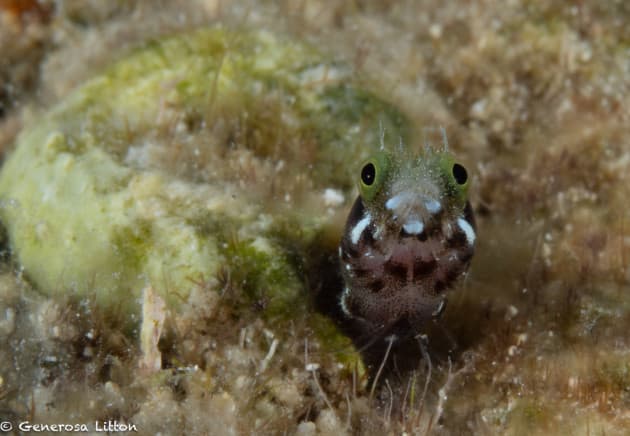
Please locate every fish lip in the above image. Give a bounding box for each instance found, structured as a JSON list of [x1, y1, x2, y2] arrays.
[[401, 219, 425, 236]]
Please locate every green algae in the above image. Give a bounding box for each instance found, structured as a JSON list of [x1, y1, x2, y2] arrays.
[[0, 27, 408, 327]]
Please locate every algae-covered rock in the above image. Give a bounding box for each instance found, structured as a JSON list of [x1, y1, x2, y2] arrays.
[[0, 27, 408, 318]]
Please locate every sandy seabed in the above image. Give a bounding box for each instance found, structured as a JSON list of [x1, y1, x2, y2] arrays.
[[1, 1, 629, 435]]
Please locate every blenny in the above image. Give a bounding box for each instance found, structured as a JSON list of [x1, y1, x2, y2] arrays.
[[339, 142, 475, 335]]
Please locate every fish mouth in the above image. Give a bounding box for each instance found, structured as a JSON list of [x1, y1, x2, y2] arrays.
[[402, 219, 424, 236], [385, 192, 443, 238]]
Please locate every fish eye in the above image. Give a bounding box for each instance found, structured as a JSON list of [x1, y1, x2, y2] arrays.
[[358, 152, 391, 201], [452, 163, 467, 185], [361, 162, 376, 186]]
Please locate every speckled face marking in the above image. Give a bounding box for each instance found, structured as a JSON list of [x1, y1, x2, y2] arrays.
[[339, 144, 475, 332]]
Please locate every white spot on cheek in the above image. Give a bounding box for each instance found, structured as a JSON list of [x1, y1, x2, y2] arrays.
[[425, 199, 442, 214], [402, 220, 425, 235], [457, 217, 476, 246], [350, 213, 372, 244]]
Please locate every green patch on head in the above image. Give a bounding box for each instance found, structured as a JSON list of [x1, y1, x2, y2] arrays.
[[433, 152, 470, 207]]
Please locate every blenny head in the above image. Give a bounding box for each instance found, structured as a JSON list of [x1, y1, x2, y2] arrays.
[[339, 144, 475, 334]]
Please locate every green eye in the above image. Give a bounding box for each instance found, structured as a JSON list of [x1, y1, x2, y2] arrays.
[[435, 154, 469, 204], [359, 152, 391, 201]]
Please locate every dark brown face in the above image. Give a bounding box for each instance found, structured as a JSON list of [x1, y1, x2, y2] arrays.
[[338, 150, 475, 333]]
